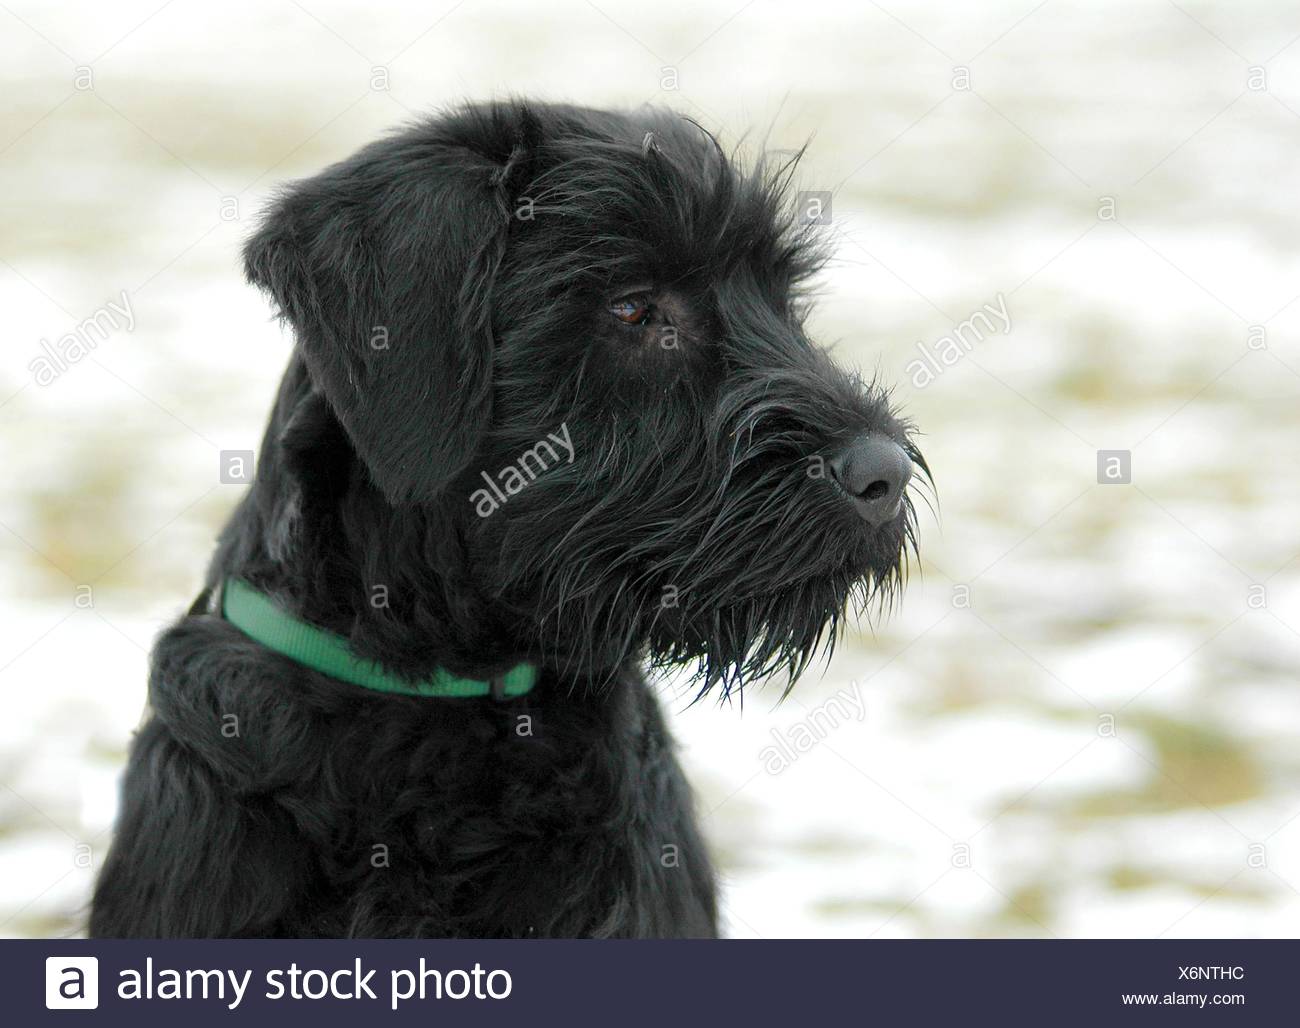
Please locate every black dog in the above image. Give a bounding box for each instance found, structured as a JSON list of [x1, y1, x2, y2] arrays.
[[89, 100, 924, 938]]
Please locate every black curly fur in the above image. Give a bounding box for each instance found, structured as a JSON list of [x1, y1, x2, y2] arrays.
[[88, 99, 925, 938]]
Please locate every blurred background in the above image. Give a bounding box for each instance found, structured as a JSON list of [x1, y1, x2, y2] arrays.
[[2, 0, 1299, 938]]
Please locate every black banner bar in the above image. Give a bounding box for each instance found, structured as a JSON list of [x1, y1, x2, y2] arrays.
[[17, 940, 1292, 1025]]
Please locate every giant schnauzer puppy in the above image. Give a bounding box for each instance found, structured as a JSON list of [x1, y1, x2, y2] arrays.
[[90, 100, 925, 938]]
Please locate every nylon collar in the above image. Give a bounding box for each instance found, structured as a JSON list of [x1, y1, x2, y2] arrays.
[[219, 577, 537, 699]]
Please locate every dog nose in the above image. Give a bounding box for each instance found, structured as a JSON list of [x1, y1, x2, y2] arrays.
[[828, 433, 913, 526]]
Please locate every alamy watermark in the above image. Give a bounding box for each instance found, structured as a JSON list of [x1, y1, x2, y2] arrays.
[[759, 681, 866, 774], [470, 424, 574, 517], [28, 290, 136, 386], [905, 293, 1010, 388]]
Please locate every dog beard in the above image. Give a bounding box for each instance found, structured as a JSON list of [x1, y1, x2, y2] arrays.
[[478, 373, 927, 700]]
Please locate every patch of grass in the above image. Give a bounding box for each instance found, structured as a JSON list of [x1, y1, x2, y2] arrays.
[[1070, 714, 1264, 817], [1105, 865, 1272, 902], [984, 881, 1056, 937]]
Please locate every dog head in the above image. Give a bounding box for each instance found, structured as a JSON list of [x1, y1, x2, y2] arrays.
[[244, 100, 928, 695]]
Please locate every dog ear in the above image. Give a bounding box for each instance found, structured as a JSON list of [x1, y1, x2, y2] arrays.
[[242, 121, 527, 503]]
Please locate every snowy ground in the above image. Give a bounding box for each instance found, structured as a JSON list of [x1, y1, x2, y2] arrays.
[[2, 0, 1299, 937]]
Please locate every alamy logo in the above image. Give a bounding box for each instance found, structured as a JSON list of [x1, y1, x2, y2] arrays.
[[759, 682, 867, 774], [45, 956, 99, 1009], [905, 294, 1011, 388], [470, 424, 574, 517], [28, 290, 136, 386]]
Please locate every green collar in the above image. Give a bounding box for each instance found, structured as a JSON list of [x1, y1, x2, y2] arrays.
[[219, 577, 537, 699]]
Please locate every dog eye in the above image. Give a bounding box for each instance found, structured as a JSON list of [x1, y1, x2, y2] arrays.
[[608, 296, 653, 326]]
